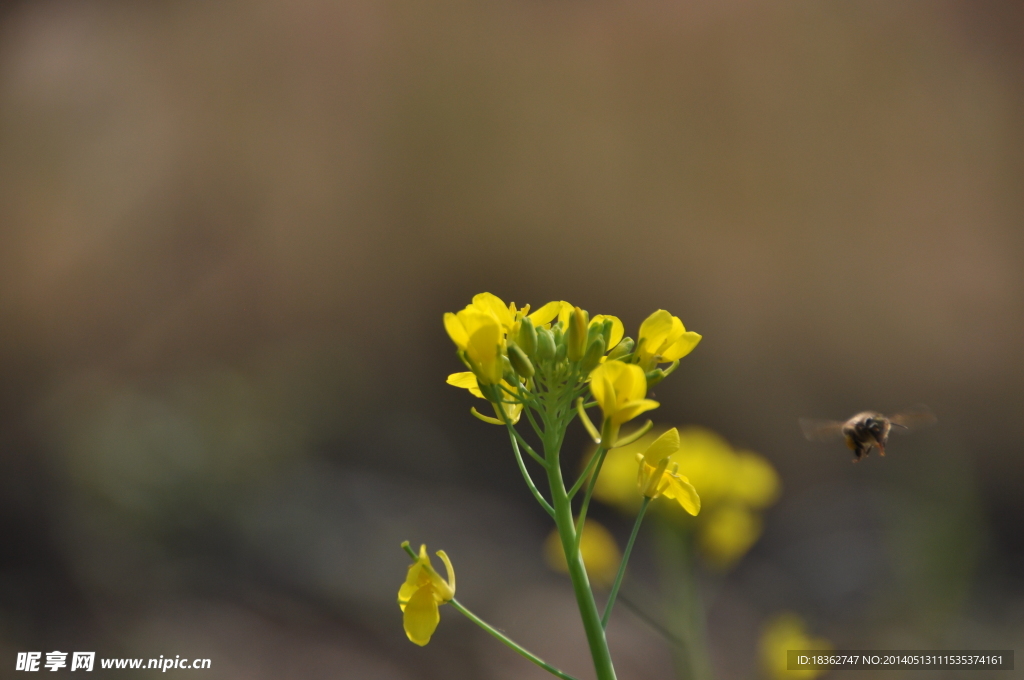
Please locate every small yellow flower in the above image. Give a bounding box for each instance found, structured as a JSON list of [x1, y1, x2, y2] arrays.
[[636, 310, 701, 370], [589, 361, 659, 446], [543, 520, 621, 588], [759, 613, 832, 680], [636, 428, 700, 516], [444, 307, 503, 384], [398, 544, 456, 646], [446, 372, 523, 424]]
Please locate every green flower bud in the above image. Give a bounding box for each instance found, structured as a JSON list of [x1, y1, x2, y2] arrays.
[[554, 339, 567, 362], [517, 317, 538, 357], [580, 336, 606, 374], [536, 327, 556, 362], [600, 318, 613, 348], [502, 355, 516, 384], [507, 341, 535, 379], [645, 367, 666, 389], [606, 337, 634, 362], [567, 307, 589, 362]]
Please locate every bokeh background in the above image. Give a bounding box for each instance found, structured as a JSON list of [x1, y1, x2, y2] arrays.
[[1, 0, 1022, 677]]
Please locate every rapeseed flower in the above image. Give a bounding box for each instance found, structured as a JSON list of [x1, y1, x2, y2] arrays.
[[398, 544, 456, 646], [636, 310, 702, 371], [636, 428, 700, 515], [589, 361, 659, 446]]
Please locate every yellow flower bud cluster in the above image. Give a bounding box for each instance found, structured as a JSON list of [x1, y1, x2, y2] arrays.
[[443, 293, 701, 431], [592, 426, 779, 568]]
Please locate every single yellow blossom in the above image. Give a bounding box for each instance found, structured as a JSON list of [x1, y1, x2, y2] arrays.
[[446, 372, 522, 424], [589, 361, 659, 446], [636, 428, 700, 515], [444, 307, 503, 384], [398, 544, 456, 646], [636, 310, 701, 370], [543, 520, 621, 588], [759, 613, 832, 680]]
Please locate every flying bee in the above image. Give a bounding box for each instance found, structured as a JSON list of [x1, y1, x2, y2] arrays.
[[799, 405, 936, 461]]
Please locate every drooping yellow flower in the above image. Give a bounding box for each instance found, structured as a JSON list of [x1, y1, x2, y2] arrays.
[[759, 613, 832, 680], [398, 544, 456, 646], [636, 428, 700, 516], [636, 310, 702, 370], [543, 520, 621, 588], [444, 307, 503, 384], [589, 361, 659, 446], [446, 372, 522, 424]]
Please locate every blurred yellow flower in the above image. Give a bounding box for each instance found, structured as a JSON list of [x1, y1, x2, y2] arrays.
[[636, 310, 702, 370], [592, 426, 779, 568], [398, 544, 456, 646], [544, 520, 621, 588], [445, 372, 523, 424], [759, 613, 832, 680], [699, 505, 761, 566], [636, 428, 700, 516], [589, 361, 659, 446]]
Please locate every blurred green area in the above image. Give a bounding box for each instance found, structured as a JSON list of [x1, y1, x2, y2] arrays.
[[0, 1, 1022, 677]]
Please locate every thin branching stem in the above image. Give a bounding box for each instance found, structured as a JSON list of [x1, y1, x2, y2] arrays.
[[602, 496, 650, 628]]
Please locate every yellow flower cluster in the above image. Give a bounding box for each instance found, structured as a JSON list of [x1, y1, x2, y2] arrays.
[[759, 613, 832, 680], [593, 426, 779, 568], [443, 293, 701, 435]]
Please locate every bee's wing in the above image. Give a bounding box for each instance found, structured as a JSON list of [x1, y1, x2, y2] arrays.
[[889, 404, 937, 433], [798, 418, 845, 442]]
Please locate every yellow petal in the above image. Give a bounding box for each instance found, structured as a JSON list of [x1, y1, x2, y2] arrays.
[[443, 313, 468, 349], [435, 550, 456, 599], [642, 428, 680, 465], [528, 301, 562, 327], [471, 292, 514, 329], [403, 585, 441, 646], [446, 372, 484, 398], [660, 331, 702, 361], [661, 472, 701, 516], [588, 363, 618, 415], [614, 398, 660, 425], [638, 310, 674, 349]]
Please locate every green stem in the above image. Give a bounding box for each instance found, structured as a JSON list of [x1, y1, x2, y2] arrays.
[[503, 422, 554, 517], [546, 438, 618, 680], [568, 445, 605, 499], [602, 496, 650, 628], [449, 598, 580, 680], [574, 447, 608, 550]]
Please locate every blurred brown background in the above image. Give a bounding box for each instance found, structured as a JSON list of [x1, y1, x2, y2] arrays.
[[0, 0, 1022, 677]]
